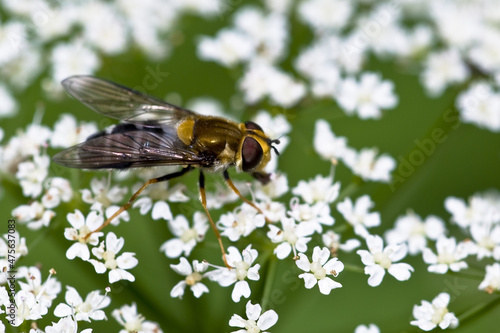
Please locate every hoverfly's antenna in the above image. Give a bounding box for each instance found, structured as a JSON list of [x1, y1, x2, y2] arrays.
[[269, 138, 281, 156]]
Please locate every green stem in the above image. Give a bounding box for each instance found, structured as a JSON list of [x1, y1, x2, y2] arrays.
[[260, 256, 278, 310], [342, 263, 364, 274], [457, 295, 500, 324]]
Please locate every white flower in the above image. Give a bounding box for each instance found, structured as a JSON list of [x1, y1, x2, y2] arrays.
[[468, 28, 500, 74], [292, 174, 340, 204], [89, 232, 138, 283], [132, 182, 188, 221], [469, 222, 500, 260], [9, 290, 46, 327], [322, 230, 360, 255], [161, 212, 208, 258], [385, 213, 446, 255], [218, 204, 266, 242], [17, 266, 61, 311], [50, 40, 100, 86], [478, 263, 500, 294], [170, 258, 210, 299], [44, 316, 93, 333], [229, 301, 278, 333], [357, 235, 413, 287], [342, 147, 396, 182], [410, 293, 459, 331], [288, 199, 334, 234], [197, 29, 255, 67], [298, 0, 352, 32], [113, 303, 163, 333], [445, 191, 500, 227], [421, 48, 469, 97], [456, 81, 500, 132], [50, 114, 98, 148], [296, 246, 344, 295], [422, 236, 469, 274], [54, 286, 110, 322], [355, 323, 380, 333], [254, 172, 289, 201], [11, 201, 56, 230], [16, 154, 50, 198], [336, 72, 398, 119], [0, 84, 17, 117], [210, 245, 260, 302], [337, 195, 381, 238], [313, 119, 349, 162], [41, 177, 73, 209], [267, 217, 314, 259], [239, 61, 305, 107], [82, 177, 129, 225], [64, 210, 104, 261]]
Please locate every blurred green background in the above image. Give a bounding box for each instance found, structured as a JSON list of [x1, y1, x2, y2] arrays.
[[2, 5, 500, 333]]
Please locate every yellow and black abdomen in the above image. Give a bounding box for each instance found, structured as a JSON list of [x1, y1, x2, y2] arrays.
[[177, 115, 243, 170]]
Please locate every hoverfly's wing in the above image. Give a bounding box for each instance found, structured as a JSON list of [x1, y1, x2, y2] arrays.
[[62, 75, 196, 125], [53, 126, 203, 169]]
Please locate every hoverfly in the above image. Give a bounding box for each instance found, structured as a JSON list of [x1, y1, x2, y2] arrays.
[[53, 76, 280, 267]]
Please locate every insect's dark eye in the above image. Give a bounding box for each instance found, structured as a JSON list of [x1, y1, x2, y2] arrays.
[[242, 137, 263, 172], [245, 121, 263, 132]]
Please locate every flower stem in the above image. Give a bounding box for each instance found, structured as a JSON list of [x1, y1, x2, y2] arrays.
[[457, 296, 500, 324], [260, 255, 278, 310]]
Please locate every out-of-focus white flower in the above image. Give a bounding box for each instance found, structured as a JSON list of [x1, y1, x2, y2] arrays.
[[337, 195, 381, 238], [113, 302, 163, 333], [41, 177, 73, 209], [160, 212, 208, 258], [298, 0, 352, 32], [170, 258, 211, 299], [50, 114, 98, 148], [254, 172, 289, 201], [322, 230, 360, 255], [357, 235, 413, 287], [355, 323, 380, 333], [337, 72, 398, 119], [469, 222, 500, 260], [288, 198, 334, 234], [478, 263, 500, 294], [210, 245, 260, 303], [468, 28, 500, 74], [292, 174, 340, 204], [50, 41, 100, 87], [0, 84, 17, 117], [82, 177, 129, 225], [410, 293, 459, 331], [89, 232, 138, 283], [79, 2, 129, 55], [198, 29, 255, 67], [422, 236, 470, 274], [456, 81, 500, 132], [239, 61, 305, 107], [445, 191, 500, 228], [12, 201, 56, 230], [343, 147, 396, 183], [218, 204, 266, 242], [54, 286, 110, 322], [421, 48, 469, 97], [229, 301, 278, 333], [296, 246, 344, 295], [385, 212, 446, 255], [313, 119, 349, 162], [16, 154, 50, 198]]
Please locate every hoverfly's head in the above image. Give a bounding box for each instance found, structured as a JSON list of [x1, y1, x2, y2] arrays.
[[237, 121, 280, 173]]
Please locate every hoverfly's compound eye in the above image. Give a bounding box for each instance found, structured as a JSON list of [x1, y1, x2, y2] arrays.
[[245, 121, 263, 132], [241, 137, 263, 172]]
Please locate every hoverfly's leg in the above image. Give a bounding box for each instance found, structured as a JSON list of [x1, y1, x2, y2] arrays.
[[199, 171, 230, 269], [85, 166, 193, 239], [223, 169, 269, 222]]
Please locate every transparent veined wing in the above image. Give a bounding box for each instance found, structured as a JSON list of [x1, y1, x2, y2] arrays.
[[62, 75, 196, 125], [52, 125, 205, 169]]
